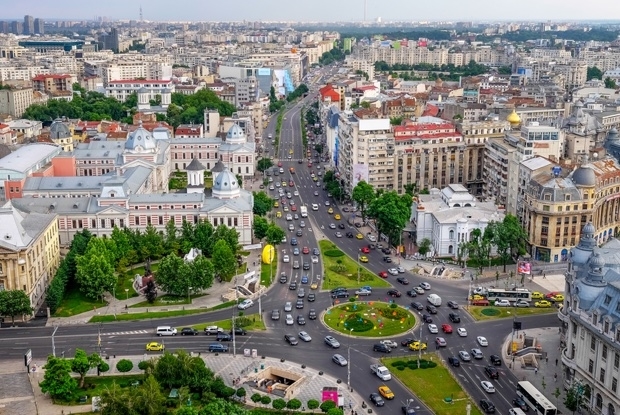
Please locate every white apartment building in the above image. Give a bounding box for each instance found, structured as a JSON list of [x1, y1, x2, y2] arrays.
[[0, 65, 50, 82], [0, 87, 33, 118], [105, 79, 174, 102]]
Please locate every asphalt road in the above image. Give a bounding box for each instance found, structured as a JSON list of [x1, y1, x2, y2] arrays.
[[0, 67, 561, 415]]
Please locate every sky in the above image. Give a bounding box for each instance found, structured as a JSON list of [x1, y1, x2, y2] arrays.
[[4, 0, 618, 23]]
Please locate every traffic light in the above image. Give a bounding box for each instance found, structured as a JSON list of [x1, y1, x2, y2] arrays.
[[513, 321, 522, 330]]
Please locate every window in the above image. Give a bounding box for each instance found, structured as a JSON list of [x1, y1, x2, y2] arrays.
[[605, 320, 610, 334], [596, 393, 603, 410], [591, 335, 597, 351], [615, 353, 620, 369], [589, 359, 594, 374], [614, 378, 618, 393], [604, 345, 608, 360]]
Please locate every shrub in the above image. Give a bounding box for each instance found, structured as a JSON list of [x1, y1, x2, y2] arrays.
[[116, 359, 133, 373], [251, 393, 262, 404], [236, 388, 246, 398], [261, 395, 271, 405], [287, 398, 302, 410], [98, 362, 110, 373], [272, 398, 286, 410], [389, 303, 398, 309], [236, 316, 252, 327], [320, 400, 336, 412], [324, 249, 344, 257], [307, 399, 320, 410], [390, 360, 406, 367], [343, 313, 374, 332]]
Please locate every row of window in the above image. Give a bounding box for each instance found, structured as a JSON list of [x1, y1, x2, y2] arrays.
[[66, 216, 247, 230]]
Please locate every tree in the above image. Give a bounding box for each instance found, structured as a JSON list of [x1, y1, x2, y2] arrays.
[[467, 228, 493, 273], [164, 219, 181, 255], [307, 399, 320, 410], [236, 387, 247, 399], [587, 66, 603, 81], [320, 399, 336, 412], [116, 359, 134, 373], [99, 381, 131, 415], [141, 224, 165, 259], [272, 398, 287, 410], [564, 382, 586, 414], [351, 180, 375, 223], [265, 224, 286, 247], [40, 355, 77, 400], [75, 239, 116, 300], [418, 238, 432, 256], [0, 290, 33, 324], [367, 191, 412, 246], [202, 399, 249, 415], [257, 158, 273, 172], [131, 375, 166, 415], [213, 224, 239, 255], [605, 77, 617, 89], [253, 216, 270, 241], [188, 256, 215, 293], [144, 280, 157, 303], [212, 240, 237, 282], [252, 191, 273, 216], [71, 349, 102, 388], [154, 254, 188, 296], [261, 395, 271, 405], [287, 398, 302, 410], [327, 408, 344, 415], [250, 393, 262, 404]]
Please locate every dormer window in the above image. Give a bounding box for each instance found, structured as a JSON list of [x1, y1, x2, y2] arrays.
[[593, 313, 599, 326], [605, 295, 612, 305]]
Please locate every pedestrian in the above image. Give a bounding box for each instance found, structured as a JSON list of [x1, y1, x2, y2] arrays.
[[535, 367, 538, 375], [554, 373, 557, 382], [543, 272, 546, 279], [546, 356, 549, 363], [555, 358, 558, 366]]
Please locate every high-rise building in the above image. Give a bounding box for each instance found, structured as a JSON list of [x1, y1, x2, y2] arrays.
[[10, 21, 23, 35], [23, 15, 34, 35], [34, 18, 44, 35]]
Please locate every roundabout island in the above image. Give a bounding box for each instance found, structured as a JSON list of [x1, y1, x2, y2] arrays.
[[323, 300, 416, 337]]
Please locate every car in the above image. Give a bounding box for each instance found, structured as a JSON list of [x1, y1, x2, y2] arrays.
[[279, 273, 288, 284], [396, 266, 405, 273], [457, 327, 468, 337], [361, 246, 370, 253], [215, 332, 232, 342], [446, 356, 461, 368], [283, 255, 290, 263], [332, 354, 348, 366], [181, 327, 198, 336], [204, 326, 223, 335], [414, 287, 425, 295], [380, 340, 398, 348], [296, 229, 302, 237], [324, 336, 340, 348], [273, 201, 279, 208], [471, 348, 484, 359], [276, 211, 282, 218], [515, 300, 531, 308], [327, 208, 334, 214], [373, 343, 391, 353], [512, 396, 528, 411], [293, 190, 299, 197], [311, 255, 319, 263], [408, 341, 427, 351], [531, 291, 544, 300], [292, 246, 299, 254], [334, 214, 341, 220], [290, 238, 298, 246], [313, 248, 320, 255], [368, 234, 377, 242], [397, 277, 409, 285], [337, 223, 345, 229], [291, 205, 298, 212], [383, 256, 393, 263], [284, 334, 299, 345], [459, 350, 472, 361], [230, 327, 247, 336], [494, 299, 511, 307], [427, 324, 438, 333], [387, 289, 402, 297], [311, 281, 318, 289], [146, 342, 165, 351], [330, 287, 347, 294], [308, 309, 317, 320], [355, 289, 372, 296], [489, 354, 502, 366], [302, 246, 309, 254], [411, 301, 424, 311], [551, 294, 565, 302], [442, 324, 453, 333], [307, 293, 316, 302], [406, 290, 418, 297], [423, 313, 434, 323], [293, 261, 300, 269], [356, 233, 364, 239], [284, 302, 293, 312], [331, 290, 349, 299], [314, 191, 319, 196], [359, 255, 369, 263], [297, 315, 306, 325], [481, 380, 495, 393], [301, 275, 309, 284], [298, 331, 312, 342], [480, 399, 496, 413], [289, 180, 294, 187], [324, 201, 331, 206], [303, 262, 310, 270], [289, 282, 297, 290], [477, 336, 489, 346], [449, 313, 461, 323], [378, 271, 389, 278], [345, 232, 354, 238], [361, 285, 372, 292], [535, 300, 553, 308], [335, 232, 343, 238], [237, 299, 254, 310], [296, 299, 304, 309], [420, 282, 431, 290], [378, 385, 394, 400], [329, 223, 336, 229], [369, 393, 385, 407], [485, 366, 499, 379], [401, 338, 415, 347], [402, 406, 416, 415], [271, 309, 280, 320], [426, 304, 437, 314], [208, 343, 229, 353], [435, 337, 447, 347], [445, 301, 458, 310], [285, 314, 294, 325]]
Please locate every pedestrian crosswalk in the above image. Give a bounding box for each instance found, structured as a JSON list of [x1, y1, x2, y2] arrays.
[[103, 330, 149, 336]]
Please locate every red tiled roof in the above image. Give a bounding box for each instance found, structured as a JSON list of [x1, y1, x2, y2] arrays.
[[422, 104, 440, 117], [354, 85, 376, 91]]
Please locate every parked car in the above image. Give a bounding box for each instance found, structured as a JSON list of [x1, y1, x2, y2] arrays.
[[181, 327, 198, 336]]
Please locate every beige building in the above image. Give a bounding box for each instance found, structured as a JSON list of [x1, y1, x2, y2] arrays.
[[0, 206, 60, 313], [0, 87, 33, 118]]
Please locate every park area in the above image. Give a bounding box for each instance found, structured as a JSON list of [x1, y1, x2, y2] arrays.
[[319, 241, 390, 290], [323, 301, 414, 337]]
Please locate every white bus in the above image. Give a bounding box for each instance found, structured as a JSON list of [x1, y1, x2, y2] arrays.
[[516, 381, 557, 415], [486, 288, 532, 303]]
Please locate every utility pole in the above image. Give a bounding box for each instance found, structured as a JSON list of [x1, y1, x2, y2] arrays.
[[51, 325, 59, 357], [418, 319, 424, 369], [347, 328, 353, 390], [233, 278, 237, 357], [357, 250, 361, 284]]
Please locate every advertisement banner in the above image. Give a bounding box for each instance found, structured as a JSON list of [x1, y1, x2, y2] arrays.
[[517, 261, 531, 275], [353, 164, 369, 187]]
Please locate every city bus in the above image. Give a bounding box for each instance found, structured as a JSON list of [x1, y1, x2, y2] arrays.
[[486, 288, 532, 303], [516, 381, 557, 415]]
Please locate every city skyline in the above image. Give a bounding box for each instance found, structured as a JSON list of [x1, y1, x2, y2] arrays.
[[4, 0, 620, 23]]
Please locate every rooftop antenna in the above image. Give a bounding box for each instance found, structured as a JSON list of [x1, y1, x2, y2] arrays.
[[139, 5, 143, 21]]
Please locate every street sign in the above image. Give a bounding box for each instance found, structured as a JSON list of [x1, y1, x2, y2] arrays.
[[24, 349, 32, 367]]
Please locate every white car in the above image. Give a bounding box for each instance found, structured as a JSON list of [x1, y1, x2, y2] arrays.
[[312, 204, 319, 210], [311, 255, 319, 263], [457, 327, 468, 337], [283, 255, 290, 263], [284, 302, 293, 312], [367, 234, 377, 242], [420, 282, 431, 290], [237, 299, 254, 310], [286, 214, 293, 221], [329, 223, 336, 229], [294, 191, 299, 197], [300, 221, 306, 228], [324, 201, 330, 206], [298, 331, 312, 342], [481, 381, 495, 393], [288, 224, 294, 231], [397, 266, 405, 273], [388, 268, 399, 276], [477, 336, 489, 347], [494, 299, 511, 307], [355, 289, 372, 296], [380, 340, 398, 348], [427, 324, 438, 334], [285, 314, 294, 325]]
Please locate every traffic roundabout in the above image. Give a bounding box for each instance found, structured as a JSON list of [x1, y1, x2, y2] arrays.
[[323, 300, 416, 337]]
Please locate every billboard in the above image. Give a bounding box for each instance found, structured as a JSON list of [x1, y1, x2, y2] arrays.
[[353, 164, 369, 187], [517, 261, 531, 275], [257, 68, 271, 76]]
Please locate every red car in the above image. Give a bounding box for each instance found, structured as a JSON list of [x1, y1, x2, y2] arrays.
[[302, 246, 310, 254], [291, 205, 297, 211], [545, 291, 561, 299], [278, 162, 283, 167], [289, 180, 294, 187], [441, 324, 453, 334], [378, 271, 388, 278], [308, 162, 313, 167], [361, 246, 370, 254]]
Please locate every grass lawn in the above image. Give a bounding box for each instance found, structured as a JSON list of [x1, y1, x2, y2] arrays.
[[66, 374, 145, 405], [192, 312, 266, 331], [468, 305, 557, 321], [53, 287, 107, 317], [260, 252, 278, 287], [324, 302, 414, 337], [129, 294, 205, 308], [382, 355, 483, 415], [89, 308, 207, 323], [319, 240, 391, 290]]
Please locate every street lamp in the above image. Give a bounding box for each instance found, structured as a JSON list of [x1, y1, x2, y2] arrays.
[[347, 328, 353, 390], [187, 287, 193, 304], [51, 325, 59, 357], [417, 315, 424, 369], [125, 288, 129, 301]]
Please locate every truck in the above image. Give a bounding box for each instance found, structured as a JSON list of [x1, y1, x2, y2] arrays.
[[370, 364, 392, 381], [300, 206, 308, 217], [427, 293, 442, 307]]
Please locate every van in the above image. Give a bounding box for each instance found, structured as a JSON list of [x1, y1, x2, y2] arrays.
[[508, 409, 527, 415], [156, 326, 177, 336], [427, 294, 442, 307]]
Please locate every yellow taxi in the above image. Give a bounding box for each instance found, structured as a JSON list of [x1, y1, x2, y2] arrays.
[[334, 214, 341, 220], [289, 149, 293, 155], [282, 181, 287, 187], [468, 294, 484, 301], [535, 300, 553, 308], [311, 281, 319, 290], [408, 341, 427, 351], [313, 176, 318, 182], [378, 385, 395, 400], [359, 255, 369, 263], [356, 233, 364, 239], [276, 211, 282, 218], [551, 294, 564, 302], [327, 207, 334, 214], [274, 201, 279, 208], [531, 291, 544, 300], [283, 206, 289, 212], [146, 342, 165, 351]]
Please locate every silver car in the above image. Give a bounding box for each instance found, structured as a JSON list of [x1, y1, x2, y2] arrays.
[[332, 354, 348, 366], [298, 331, 312, 342], [284, 302, 292, 312], [285, 314, 294, 325]]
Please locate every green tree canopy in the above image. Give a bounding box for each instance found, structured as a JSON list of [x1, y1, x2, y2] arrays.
[[71, 349, 102, 388], [367, 191, 412, 246], [257, 158, 274, 172], [587, 66, 603, 81], [212, 239, 236, 281], [0, 290, 33, 324], [266, 224, 286, 247], [40, 355, 77, 400], [351, 180, 375, 222], [252, 191, 273, 216], [75, 238, 116, 300], [253, 216, 270, 240]]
